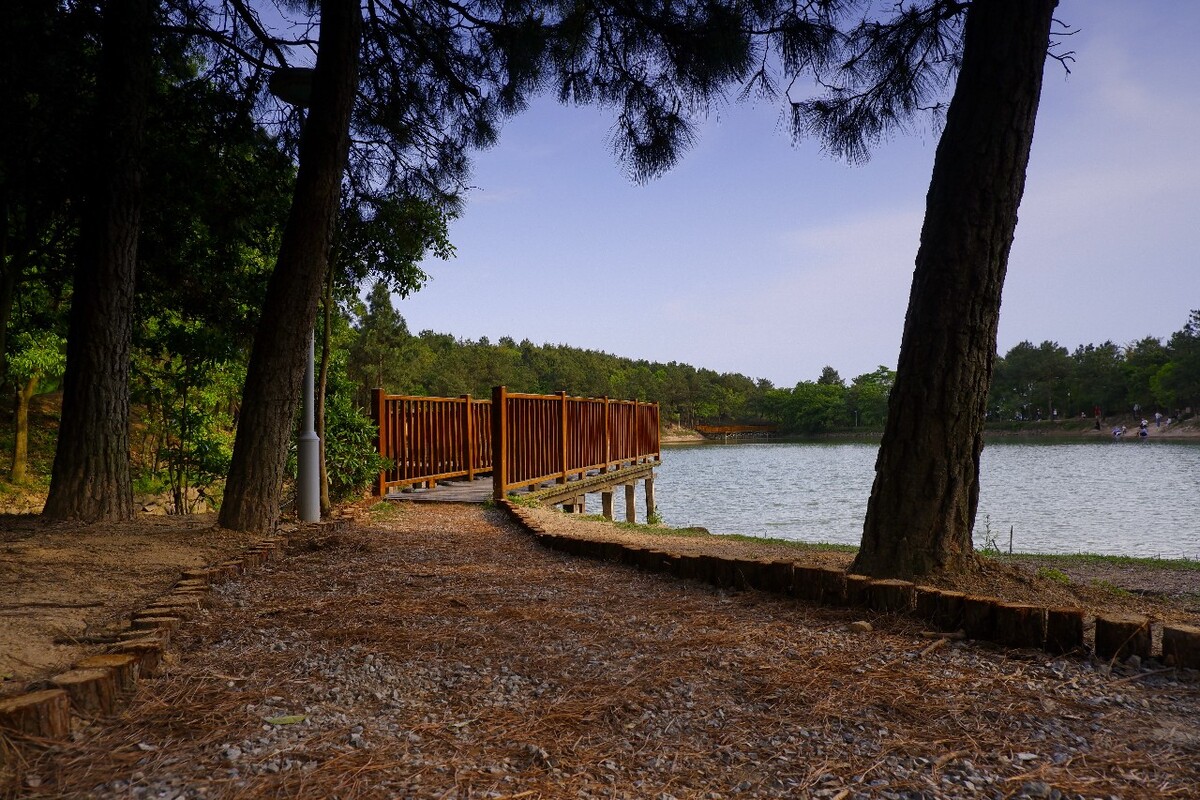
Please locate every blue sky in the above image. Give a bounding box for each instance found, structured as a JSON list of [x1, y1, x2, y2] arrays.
[[394, 1, 1200, 388]]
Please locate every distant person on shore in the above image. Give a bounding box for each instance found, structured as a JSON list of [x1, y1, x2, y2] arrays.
[[1139, 420, 1149, 438], [1112, 427, 1123, 439], [1155, 411, 1163, 427]]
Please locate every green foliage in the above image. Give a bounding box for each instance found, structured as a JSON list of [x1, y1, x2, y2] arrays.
[[6, 332, 66, 386], [322, 388, 390, 502], [988, 311, 1200, 421], [506, 493, 544, 509], [334, 195, 455, 299], [1090, 579, 1133, 598], [133, 313, 241, 512], [1036, 567, 1071, 585]]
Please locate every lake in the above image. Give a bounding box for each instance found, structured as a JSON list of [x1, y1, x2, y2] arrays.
[[609, 439, 1200, 559]]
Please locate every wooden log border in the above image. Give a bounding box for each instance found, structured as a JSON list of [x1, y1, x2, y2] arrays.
[[0, 518, 349, 744], [498, 500, 1197, 682]]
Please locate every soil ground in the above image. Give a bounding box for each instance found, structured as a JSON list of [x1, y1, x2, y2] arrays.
[[2, 503, 1198, 799], [2, 503, 1197, 702]]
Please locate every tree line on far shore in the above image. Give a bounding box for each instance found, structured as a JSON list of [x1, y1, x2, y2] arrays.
[[352, 282, 1200, 434]]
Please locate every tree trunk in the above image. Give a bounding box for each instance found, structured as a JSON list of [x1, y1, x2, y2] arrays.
[[218, 0, 360, 533], [10, 375, 39, 483], [317, 266, 333, 516], [42, 0, 153, 523], [853, 0, 1057, 578]]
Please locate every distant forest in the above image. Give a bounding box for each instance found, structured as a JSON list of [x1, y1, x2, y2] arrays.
[[351, 284, 1200, 434]]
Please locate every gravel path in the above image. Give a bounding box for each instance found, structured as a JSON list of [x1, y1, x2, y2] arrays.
[[9, 504, 1200, 799]]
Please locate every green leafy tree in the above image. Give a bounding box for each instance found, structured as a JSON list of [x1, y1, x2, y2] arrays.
[[1123, 336, 1169, 415], [6, 331, 66, 484], [1161, 310, 1200, 412], [1067, 341, 1124, 421], [847, 367, 894, 427]]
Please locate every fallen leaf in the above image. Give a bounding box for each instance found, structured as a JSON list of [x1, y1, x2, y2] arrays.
[[265, 715, 307, 725]]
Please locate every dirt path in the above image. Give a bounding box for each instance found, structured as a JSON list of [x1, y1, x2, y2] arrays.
[[0, 514, 263, 694], [4, 504, 1198, 799]]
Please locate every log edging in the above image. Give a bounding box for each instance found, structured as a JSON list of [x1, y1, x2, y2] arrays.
[[0, 517, 350, 745], [498, 500, 1200, 678]]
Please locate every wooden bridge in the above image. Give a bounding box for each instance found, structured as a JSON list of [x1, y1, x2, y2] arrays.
[[693, 423, 778, 440], [372, 386, 660, 518]]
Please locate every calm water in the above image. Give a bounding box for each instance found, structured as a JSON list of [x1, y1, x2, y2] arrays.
[[615, 440, 1200, 559]]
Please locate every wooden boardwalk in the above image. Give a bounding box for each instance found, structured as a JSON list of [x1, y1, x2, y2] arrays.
[[387, 477, 493, 504]]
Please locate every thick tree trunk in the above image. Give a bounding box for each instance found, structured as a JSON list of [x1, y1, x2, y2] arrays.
[[853, 0, 1057, 578], [42, 0, 152, 522], [218, 0, 360, 533]]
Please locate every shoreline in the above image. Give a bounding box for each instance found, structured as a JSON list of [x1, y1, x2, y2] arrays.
[[662, 417, 1200, 444]]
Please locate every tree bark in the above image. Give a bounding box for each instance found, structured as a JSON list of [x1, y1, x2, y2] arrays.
[[10, 375, 39, 483], [317, 265, 333, 516], [42, 0, 153, 522], [853, 0, 1057, 578], [218, 0, 360, 533]]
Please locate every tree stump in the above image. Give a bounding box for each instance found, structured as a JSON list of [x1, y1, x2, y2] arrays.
[[50, 668, 118, 717], [1094, 614, 1152, 660], [846, 575, 873, 608], [812, 568, 847, 606], [934, 591, 966, 632], [167, 590, 211, 608], [993, 602, 1046, 649], [110, 640, 163, 677], [0, 690, 71, 738], [963, 595, 999, 641], [174, 578, 210, 591], [1044, 607, 1085, 654], [730, 559, 763, 590], [868, 579, 915, 614], [761, 561, 794, 594], [913, 586, 940, 621], [675, 554, 705, 582], [180, 568, 213, 583], [74, 654, 140, 692], [601, 542, 626, 562], [641, 550, 670, 573], [138, 603, 199, 621], [1162, 624, 1200, 669], [790, 566, 820, 602], [704, 556, 735, 588]]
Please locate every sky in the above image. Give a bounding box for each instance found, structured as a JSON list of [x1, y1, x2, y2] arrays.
[[392, 1, 1200, 388]]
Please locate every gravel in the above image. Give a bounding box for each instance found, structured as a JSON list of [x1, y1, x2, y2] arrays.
[[10, 504, 1200, 799]]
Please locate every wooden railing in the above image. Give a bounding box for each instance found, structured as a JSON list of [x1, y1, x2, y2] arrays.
[[372, 390, 492, 495], [491, 386, 660, 499], [371, 387, 660, 498]]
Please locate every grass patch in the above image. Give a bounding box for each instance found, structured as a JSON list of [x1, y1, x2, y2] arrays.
[[505, 493, 543, 509], [369, 500, 406, 519], [1004, 552, 1200, 572], [1090, 579, 1134, 598], [1036, 567, 1072, 585]]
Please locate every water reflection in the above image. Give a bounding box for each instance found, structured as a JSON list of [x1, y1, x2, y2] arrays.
[[636, 440, 1200, 559]]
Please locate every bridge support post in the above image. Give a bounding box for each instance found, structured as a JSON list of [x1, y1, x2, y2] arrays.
[[625, 483, 636, 523], [645, 474, 655, 522], [602, 490, 614, 520], [491, 386, 508, 501]]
